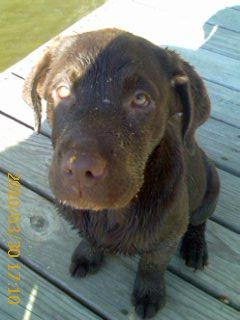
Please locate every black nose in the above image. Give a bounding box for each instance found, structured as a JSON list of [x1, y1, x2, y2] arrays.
[[62, 151, 106, 187]]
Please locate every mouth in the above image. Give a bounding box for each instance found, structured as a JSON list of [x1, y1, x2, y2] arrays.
[[58, 198, 106, 211], [57, 195, 132, 212], [53, 180, 142, 212]]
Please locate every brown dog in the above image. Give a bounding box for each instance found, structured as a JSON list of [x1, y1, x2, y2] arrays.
[[23, 29, 220, 318]]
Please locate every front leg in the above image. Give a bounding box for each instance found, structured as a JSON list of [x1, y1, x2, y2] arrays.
[[132, 239, 180, 319], [70, 239, 104, 278]]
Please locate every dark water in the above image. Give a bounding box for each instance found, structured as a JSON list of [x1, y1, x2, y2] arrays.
[[0, 0, 105, 71]]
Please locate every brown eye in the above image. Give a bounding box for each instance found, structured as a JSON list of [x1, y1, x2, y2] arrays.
[[56, 85, 71, 99], [132, 92, 151, 107]]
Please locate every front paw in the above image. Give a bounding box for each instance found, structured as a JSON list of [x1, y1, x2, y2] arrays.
[[180, 236, 208, 270], [132, 278, 166, 319], [69, 241, 103, 278]]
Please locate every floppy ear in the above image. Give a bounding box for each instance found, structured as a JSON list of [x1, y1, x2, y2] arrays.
[[171, 74, 194, 151], [22, 49, 52, 132], [154, 47, 195, 151], [169, 55, 211, 153], [22, 35, 75, 132]]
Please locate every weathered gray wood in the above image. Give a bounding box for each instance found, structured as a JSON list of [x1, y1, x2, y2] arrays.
[[197, 119, 240, 175], [206, 80, 240, 128], [173, 220, 240, 308], [203, 24, 240, 60], [208, 7, 240, 32], [0, 250, 102, 320], [215, 170, 240, 233], [0, 74, 51, 135], [0, 172, 239, 319], [0, 115, 53, 196], [168, 45, 240, 91]]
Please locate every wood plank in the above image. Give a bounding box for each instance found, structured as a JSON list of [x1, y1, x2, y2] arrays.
[[0, 250, 102, 320], [0, 115, 53, 196], [215, 170, 240, 233], [0, 74, 51, 135], [173, 220, 240, 308], [206, 80, 240, 128], [203, 24, 240, 60], [0, 172, 239, 319], [168, 46, 240, 91], [208, 7, 240, 32], [197, 119, 240, 176]]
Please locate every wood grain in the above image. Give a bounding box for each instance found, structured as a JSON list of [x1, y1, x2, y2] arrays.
[[0, 172, 239, 319], [215, 170, 240, 233], [208, 7, 240, 32], [203, 24, 240, 60], [0, 250, 103, 320], [168, 46, 240, 91]]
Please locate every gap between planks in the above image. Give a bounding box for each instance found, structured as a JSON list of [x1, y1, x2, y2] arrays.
[[0, 178, 239, 317], [0, 247, 106, 320], [0, 239, 239, 317]]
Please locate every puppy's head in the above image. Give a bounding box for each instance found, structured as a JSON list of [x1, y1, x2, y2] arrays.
[[23, 29, 197, 211]]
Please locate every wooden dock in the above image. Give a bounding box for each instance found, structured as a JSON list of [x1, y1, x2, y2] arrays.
[[0, 1, 239, 319]]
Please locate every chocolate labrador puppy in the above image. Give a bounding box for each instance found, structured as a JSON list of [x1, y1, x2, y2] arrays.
[[23, 29, 220, 318]]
